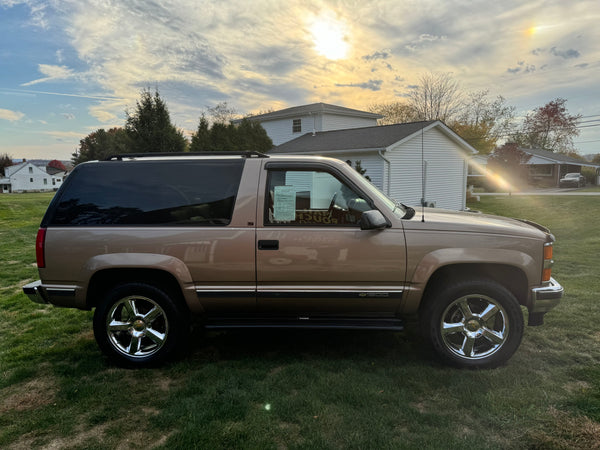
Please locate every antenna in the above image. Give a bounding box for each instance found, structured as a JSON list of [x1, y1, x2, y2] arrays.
[[421, 125, 425, 222]]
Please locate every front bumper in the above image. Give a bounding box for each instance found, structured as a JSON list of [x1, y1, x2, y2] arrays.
[[528, 277, 563, 325]]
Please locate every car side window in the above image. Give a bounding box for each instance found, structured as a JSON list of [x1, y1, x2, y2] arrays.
[[265, 169, 371, 226]]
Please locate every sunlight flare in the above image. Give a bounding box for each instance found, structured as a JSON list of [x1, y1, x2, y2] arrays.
[[309, 13, 350, 60]]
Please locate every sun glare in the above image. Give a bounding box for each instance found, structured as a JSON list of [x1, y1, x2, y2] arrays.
[[309, 14, 350, 60]]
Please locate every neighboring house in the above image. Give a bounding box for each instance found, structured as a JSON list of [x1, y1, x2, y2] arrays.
[[520, 148, 600, 187], [241, 102, 382, 146], [1, 161, 66, 193], [271, 120, 477, 211]]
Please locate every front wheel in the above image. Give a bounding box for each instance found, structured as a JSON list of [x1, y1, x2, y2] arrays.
[[93, 283, 188, 367], [422, 279, 524, 368]]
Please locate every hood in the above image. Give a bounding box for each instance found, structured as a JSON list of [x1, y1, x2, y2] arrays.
[[401, 208, 550, 240]]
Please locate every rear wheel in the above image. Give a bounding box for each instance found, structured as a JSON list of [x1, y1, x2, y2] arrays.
[[422, 279, 524, 368], [93, 283, 188, 367]]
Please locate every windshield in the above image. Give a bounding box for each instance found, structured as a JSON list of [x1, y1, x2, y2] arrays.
[[564, 173, 579, 178]]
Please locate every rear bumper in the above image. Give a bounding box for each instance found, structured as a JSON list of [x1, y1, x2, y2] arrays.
[[23, 280, 49, 304], [23, 280, 77, 306]]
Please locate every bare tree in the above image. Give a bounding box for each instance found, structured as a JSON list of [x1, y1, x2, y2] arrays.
[[368, 101, 419, 125], [408, 72, 463, 122], [451, 90, 516, 154], [206, 102, 239, 125]]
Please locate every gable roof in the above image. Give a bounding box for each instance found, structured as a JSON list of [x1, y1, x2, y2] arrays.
[[244, 102, 382, 122], [520, 147, 600, 168], [270, 120, 477, 155]]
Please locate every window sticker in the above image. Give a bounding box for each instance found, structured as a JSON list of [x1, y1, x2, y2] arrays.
[[273, 185, 296, 222]]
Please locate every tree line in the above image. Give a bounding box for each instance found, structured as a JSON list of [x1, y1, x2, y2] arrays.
[[369, 72, 584, 156], [71, 90, 273, 165], [66, 73, 592, 165]]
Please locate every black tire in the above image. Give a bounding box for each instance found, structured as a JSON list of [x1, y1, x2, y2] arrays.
[[93, 282, 188, 368], [421, 279, 524, 369]]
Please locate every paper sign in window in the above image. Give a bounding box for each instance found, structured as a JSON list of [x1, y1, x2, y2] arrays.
[[273, 186, 296, 221]]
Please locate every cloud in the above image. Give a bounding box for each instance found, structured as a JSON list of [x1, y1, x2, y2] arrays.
[[61, 113, 75, 120], [21, 64, 75, 86], [506, 61, 536, 74], [335, 80, 383, 91], [0, 108, 25, 121], [550, 47, 580, 59], [362, 51, 391, 61]]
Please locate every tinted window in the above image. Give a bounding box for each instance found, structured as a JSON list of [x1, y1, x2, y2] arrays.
[[49, 160, 244, 226]]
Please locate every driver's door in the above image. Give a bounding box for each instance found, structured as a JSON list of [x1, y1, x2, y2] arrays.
[[256, 165, 406, 315]]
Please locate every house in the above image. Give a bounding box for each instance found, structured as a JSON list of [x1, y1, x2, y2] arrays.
[[270, 120, 477, 210], [1, 161, 66, 193], [520, 147, 600, 187], [241, 103, 382, 146]]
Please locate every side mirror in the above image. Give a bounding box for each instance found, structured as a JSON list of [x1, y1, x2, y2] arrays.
[[359, 210, 389, 230]]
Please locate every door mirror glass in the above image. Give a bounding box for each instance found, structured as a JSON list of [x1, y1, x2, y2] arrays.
[[359, 210, 388, 230]]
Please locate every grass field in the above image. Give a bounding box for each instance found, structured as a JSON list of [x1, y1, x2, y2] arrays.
[[1, 192, 599, 449]]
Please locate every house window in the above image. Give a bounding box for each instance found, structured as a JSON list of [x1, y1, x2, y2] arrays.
[[30, 178, 34, 182], [29, 167, 33, 174], [292, 119, 301, 133], [44, 178, 48, 185]]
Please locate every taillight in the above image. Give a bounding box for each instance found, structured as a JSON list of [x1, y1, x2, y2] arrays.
[[542, 242, 553, 282], [36, 228, 46, 268]]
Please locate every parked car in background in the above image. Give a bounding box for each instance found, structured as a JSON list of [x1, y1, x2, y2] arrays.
[[559, 173, 586, 188]]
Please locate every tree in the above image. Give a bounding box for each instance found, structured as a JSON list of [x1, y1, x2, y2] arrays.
[[72, 128, 132, 165], [514, 98, 581, 152], [189, 116, 272, 152], [487, 143, 532, 190], [368, 101, 419, 125], [451, 91, 516, 154], [189, 115, 211, 152], [125, 89, 187, 153], [408, 72, 463, 122], [206, 101, 238, 125], [48, 159, 67, 171], [1, 153, 13, 176]]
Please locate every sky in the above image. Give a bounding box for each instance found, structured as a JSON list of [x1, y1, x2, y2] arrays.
[[1, 0, 600, 161]]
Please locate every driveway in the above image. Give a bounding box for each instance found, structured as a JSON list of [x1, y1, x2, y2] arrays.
[[479, 187, 600, 196]]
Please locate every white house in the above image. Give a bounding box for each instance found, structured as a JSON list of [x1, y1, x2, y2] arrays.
[[1, 161, 65, 193], [241, 103, 382, 146], [270, 120, 477, 211]]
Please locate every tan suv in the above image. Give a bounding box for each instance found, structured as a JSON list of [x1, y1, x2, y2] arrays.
[[23, 152, 563, 368]]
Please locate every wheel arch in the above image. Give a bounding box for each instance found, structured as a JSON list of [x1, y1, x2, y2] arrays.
[[418, 263, 529, 315], [86, 268, 192, 315]]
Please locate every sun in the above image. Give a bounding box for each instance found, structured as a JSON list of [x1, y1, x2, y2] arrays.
[[309, 14, 350, 60]]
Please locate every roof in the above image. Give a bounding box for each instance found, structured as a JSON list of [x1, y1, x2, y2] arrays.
[[242, 102, 383, 122], [270, 120, 478, 155], [521, 147, 600, 168]]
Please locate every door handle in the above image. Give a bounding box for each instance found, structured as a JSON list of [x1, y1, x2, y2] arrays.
[[258, 240, 279, 250]]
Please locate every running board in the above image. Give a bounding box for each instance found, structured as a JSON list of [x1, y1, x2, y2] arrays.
[[204, 317, 404, 331]]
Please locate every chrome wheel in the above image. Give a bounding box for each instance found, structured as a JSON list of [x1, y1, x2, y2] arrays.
[[106, 295, 169, 359], [440, 294, 509, 360]]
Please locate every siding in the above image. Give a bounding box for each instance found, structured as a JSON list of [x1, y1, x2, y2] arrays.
[[330, 153, 384, 191], [321, 114, 378, 132], [263, 114, 378, 146], [387, 128, 467, 210]]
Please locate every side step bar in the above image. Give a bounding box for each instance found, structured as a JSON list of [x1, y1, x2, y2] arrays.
[[204, 317, 404, 331]]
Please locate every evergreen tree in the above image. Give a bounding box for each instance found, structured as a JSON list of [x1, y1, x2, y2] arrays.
[[189, 115, 211, 152], [125, 89, 187, 153]]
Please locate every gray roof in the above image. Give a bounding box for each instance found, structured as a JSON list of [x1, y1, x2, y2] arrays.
[[521, 147, 600, 167], [270, 121, 439, 154], [244, 102, 383, 122]]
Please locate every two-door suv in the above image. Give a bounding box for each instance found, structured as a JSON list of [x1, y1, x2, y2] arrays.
[[24, 152, 563, 368]]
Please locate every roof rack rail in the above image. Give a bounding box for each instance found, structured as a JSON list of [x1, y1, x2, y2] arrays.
[[105, 151, 270, 161]]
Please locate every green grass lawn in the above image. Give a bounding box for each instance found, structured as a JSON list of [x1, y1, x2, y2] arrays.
[[1, 193, 599, 449]]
